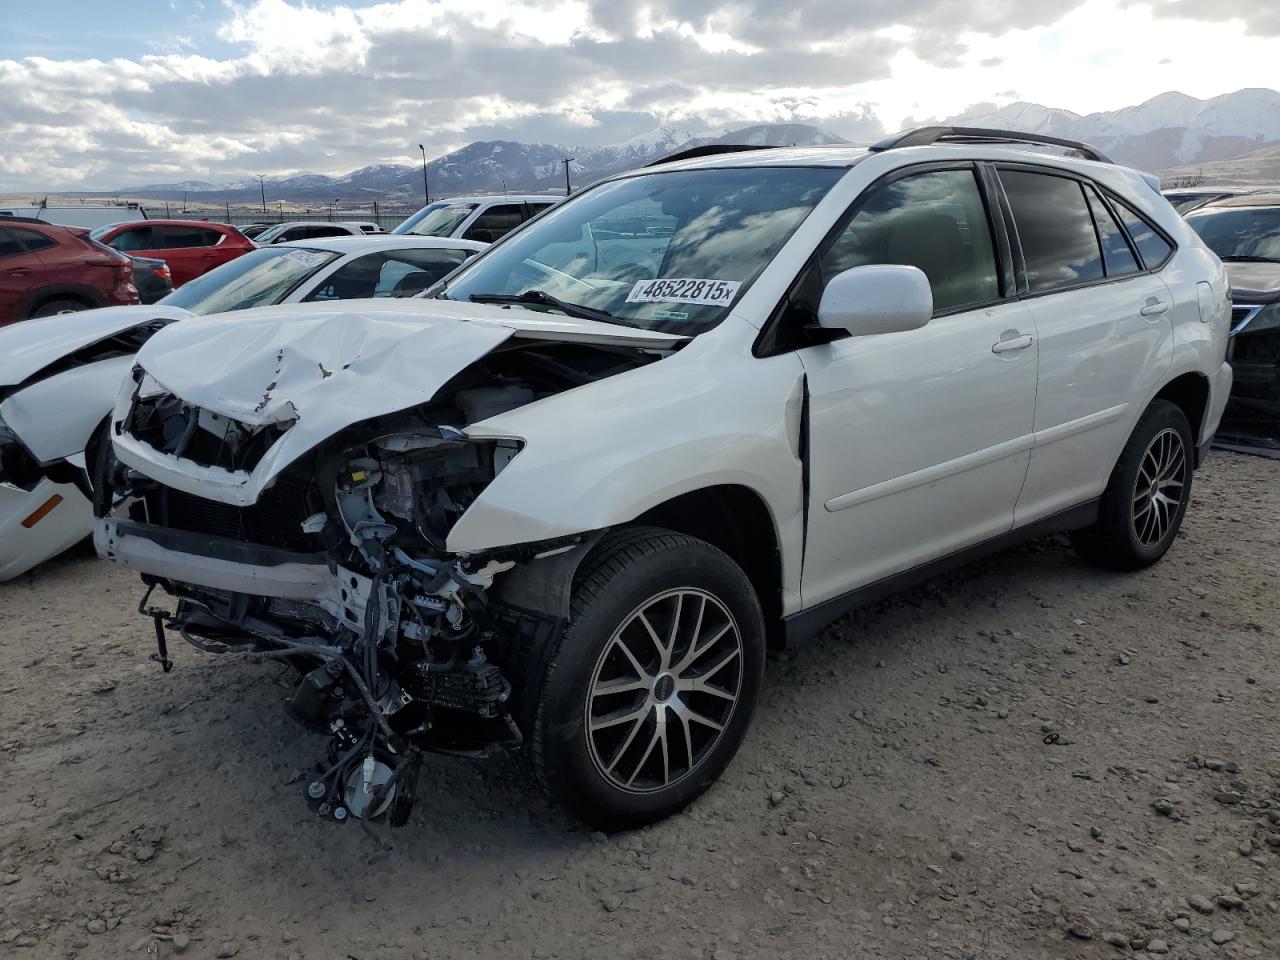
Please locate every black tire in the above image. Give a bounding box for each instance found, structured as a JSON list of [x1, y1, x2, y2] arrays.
[[29, 298, 89, 319], [530, 527, 765, 830], [1071, 400, 1194, 570]]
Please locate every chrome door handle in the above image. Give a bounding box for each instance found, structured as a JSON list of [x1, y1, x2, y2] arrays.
[[992, 334, 1033, 354], [1140, 298, 1169, 317]]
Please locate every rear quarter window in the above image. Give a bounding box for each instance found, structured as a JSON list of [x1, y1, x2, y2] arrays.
[[1111, 199, 1174, 269]]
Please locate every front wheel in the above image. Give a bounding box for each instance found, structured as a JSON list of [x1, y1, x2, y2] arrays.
[[529, 528, 765, 830], [1071, 399, 1194, 570]]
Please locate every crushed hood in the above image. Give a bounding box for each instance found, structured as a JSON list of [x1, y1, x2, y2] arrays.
[[1225, 262, 1280, 304], [114, 298, 684, 506], [0, 304, 192, 388]]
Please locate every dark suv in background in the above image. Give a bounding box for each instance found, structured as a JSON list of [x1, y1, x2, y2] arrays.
[[0, 218, 139, 326], [1185, 193, 1280, 450]]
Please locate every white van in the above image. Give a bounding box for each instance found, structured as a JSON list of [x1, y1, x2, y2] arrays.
[[0, 204, 150, 229]]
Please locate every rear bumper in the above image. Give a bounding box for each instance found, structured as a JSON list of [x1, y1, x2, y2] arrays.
[[0, 479, 92, 580], [1199, 360, 1233, 465]]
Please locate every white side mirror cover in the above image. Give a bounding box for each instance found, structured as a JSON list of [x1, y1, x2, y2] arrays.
[[817, 264, 934, 337]]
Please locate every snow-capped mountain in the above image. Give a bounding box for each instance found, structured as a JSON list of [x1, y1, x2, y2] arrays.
[[111, 88, 1280, 202], [113, 122, 847, 202], [942, 88, 1280, 172]]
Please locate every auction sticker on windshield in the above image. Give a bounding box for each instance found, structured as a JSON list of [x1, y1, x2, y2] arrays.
[[626, 278, 741, 307], [283, 250, 332, 267]]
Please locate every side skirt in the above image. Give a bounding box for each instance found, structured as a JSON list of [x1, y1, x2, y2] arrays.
[[782, 499, 1099, 646]]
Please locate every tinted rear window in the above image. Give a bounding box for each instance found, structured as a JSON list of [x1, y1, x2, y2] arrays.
[[156, 226, 222, 248], [0, 229, 23, 258], [8, 226, 57, 253], [1001, 170, 1103, 292]]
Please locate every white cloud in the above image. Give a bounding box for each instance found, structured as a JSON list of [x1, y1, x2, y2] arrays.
[[0, 0, 1275, 191]]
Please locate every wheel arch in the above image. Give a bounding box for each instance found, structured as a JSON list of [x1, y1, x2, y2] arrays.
[[1152, 371, 1210, 449], [488, 483, 787, 649], [631, 484, 784, 648], [21, 284, 105, 320]]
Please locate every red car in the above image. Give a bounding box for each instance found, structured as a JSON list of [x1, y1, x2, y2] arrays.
[[0, 218, 139, 326], [91, 219, 254, 287]]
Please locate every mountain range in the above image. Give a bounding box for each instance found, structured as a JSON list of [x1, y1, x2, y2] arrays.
[[940, 87, 1280, 181], [118, 123, 845, 204], [114, 87, 1280, 203]]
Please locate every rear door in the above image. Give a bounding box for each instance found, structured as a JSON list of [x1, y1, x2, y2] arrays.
[[461, 204, 526, 243], [145, 225, 230, 285], [0, 228, 47, 325], [996, 166, 1174, 524]]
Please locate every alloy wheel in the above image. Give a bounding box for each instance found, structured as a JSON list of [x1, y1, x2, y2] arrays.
[[585, 589, 744, 794], [1132, 426, 1186, 546]]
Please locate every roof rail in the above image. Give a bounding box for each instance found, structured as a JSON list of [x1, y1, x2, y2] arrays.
[[870, 126, 1113, 164], [645, 143, 774, 167], [0, 214, 48, 224]]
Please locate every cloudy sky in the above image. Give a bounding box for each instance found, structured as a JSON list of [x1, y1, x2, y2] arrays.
[[0, 0, 1276, 191]]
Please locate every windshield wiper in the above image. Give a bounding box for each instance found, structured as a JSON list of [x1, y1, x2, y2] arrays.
[[468, 289, 644, 328], [1220, 255, 1280, 264]]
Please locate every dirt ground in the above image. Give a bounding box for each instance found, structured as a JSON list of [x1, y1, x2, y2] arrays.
[[1, 452, 1277, 960]]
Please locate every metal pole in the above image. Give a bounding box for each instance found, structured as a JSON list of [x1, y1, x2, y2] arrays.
[[225, 200, 230, 221], [257, 175, 267, 215], [418, 144, 429, 206], [563, 158, 574, 196]]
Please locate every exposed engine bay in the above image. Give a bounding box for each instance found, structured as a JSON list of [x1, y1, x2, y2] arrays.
[[97, 336, 667, 826]]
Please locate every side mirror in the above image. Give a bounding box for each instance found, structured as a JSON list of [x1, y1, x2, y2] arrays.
[[816, 264, 933, 337]]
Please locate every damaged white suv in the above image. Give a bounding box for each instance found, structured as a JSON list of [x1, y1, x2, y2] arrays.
[[96, 128, 1233, 829]]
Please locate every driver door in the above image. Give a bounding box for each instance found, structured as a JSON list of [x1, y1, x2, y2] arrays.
[[794, 165, 1039, 607]]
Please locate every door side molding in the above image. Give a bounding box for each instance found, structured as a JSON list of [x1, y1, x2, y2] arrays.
[[824, 433, 1036, 513]]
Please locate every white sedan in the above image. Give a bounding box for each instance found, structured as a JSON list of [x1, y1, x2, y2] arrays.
[[0, 235, 484, 580]]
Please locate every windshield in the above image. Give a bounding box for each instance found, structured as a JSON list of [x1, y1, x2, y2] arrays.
[[393, 202, 479, 237], [1186, 206, 1280, 261], [159, 246, 339, 314], [440, 167, 843, 334], [253, 224, 292, 244]]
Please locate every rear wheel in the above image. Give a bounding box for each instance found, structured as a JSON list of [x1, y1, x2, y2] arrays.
[[1071, 400, 1193, 570], [29, 298, 89, 319], [530, 528, 765, 830]]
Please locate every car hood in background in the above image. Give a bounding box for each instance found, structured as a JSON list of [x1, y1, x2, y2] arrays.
[[115, 298, 685, 506], [0, 304, 193, 388], [1224, 262, 1280, 304]]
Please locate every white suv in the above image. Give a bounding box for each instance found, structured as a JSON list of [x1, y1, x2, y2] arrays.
[[392, 195, 558, 243], [96, 127, 1233, 830]]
